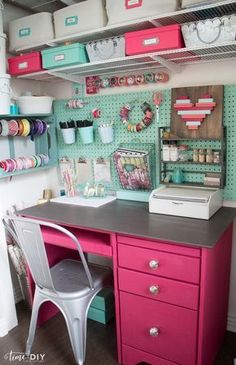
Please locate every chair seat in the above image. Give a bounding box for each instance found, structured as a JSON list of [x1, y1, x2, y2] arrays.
[[50, 259, 112, 298]]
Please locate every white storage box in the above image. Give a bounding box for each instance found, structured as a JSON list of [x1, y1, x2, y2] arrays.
[[86, 36, 125, 62], [0, 74, 11, 114], [149, 186, 222, 220], [8, 12, 54, 52], [181, 0, 217, 8], [182, 15, 236, 48], [53, 0, 107, 38], [106, 0, 179, 26], [16, 96, 54, 114]]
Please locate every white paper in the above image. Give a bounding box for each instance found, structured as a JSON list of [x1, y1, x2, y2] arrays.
[[51, 195, 116, 208], [93, 158, 111, 184]]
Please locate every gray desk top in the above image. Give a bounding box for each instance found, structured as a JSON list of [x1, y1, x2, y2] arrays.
[[18, 200, 236, 249]]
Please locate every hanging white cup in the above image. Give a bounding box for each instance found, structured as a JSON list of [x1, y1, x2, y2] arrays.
[[61, 128, 75, 144], [98, 125, 114, 144]]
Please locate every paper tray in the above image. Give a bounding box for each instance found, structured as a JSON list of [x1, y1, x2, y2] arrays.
[[51, 195, 116, 208]]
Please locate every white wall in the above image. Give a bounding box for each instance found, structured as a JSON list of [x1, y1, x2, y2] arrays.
[[0, 2, 59, 337], [0, 77, 59, 338]]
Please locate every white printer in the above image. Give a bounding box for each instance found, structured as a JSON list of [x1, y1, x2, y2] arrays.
[[149, 185, 222, 220]]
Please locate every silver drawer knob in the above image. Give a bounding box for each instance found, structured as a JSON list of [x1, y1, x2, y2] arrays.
[[149, 259, 159, 270], [149, 327, 159, 337], [149, 285, 159, 295]]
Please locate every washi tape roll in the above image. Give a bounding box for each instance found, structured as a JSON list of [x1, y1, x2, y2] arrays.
[[21, 119, 30, 136], [0, 119, 9, 136], [144, 73, 155, 83], [8, 120, 19, 136], [126, 75, 135, 86], [17, 120, 24, 136], [109, 76, 118, 87], [155, 72, 169, 83], [118, 76, 126, 87], [135, 74, 145, 85]]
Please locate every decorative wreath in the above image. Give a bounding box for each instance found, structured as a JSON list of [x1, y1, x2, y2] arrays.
[[119, 102, 154, 132]]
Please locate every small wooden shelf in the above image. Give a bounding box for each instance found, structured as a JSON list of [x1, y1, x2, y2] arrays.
[[0, 163, 57, 179], [161, 137, 222, 142], [160, 181, 221, 188], [158, 126, 225, 188], [0, 114, 52, 118], [0, 115, 57, 179], [161, 160, 221, 165]]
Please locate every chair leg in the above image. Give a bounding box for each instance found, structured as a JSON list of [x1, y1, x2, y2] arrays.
[[25, 290, 43, 356], [61, 296, 93, 365], [66, 315, 87, 365]]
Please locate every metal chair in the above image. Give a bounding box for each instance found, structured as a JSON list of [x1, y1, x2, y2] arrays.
[[3, 215, 113, 365]]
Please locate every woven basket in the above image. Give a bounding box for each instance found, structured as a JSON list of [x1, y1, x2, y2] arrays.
[[182, 15, 236, 48], [86, 36, 125, 62]]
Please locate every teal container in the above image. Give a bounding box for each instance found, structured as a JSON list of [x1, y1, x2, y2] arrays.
[[78, 126, 94, 144], [88, 306, 114, 325], [42, 42, 88, 69], [88, 288, 115, 324], [90, 288, 114, 311]]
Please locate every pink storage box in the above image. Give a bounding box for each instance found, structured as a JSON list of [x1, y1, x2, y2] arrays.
[[125, 25, 184, 56], [8, 52, 43, 76]]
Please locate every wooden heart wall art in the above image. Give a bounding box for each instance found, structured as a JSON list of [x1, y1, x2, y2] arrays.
[[174, 95, 216, 130]]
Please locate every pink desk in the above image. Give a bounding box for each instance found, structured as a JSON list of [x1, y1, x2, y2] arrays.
[[19, 200, 236, 365]]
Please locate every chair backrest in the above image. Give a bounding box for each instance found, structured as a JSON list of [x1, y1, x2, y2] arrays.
[[3, 215, 94, 292]]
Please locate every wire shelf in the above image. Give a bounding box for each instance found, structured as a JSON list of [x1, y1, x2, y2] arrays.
[[14, 0, 236, 53]]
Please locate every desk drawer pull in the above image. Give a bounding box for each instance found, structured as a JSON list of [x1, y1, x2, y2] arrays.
[[149, 259, 159, 270], [149, 327, 159, 337], [149, 285, 159, 295]]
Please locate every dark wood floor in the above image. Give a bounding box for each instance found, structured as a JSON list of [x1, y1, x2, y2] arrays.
[[0, 302, 236, 365]]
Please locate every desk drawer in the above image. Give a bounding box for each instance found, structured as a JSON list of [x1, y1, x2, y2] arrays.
[[118, 244, 200, 284], [122, 345, 178, 365], [118, 268, 199, 310], [120, 292, 198, 365]]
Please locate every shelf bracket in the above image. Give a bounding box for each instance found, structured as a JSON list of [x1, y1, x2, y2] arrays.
[[149, 19, 162, 27], [150, 55, 181, 73], [47, 71, 84, 84]]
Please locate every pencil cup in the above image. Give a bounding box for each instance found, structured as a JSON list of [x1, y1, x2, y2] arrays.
[[98, 125, 114, 144], [79, 126, 94, 144], [61, 128, 75, 144]]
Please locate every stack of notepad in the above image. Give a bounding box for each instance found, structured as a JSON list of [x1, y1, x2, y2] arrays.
[[204, 173, 221, 187], [88, 288, 114, 324]]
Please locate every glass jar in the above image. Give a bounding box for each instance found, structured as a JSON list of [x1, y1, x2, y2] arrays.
[[213, 151, 220, 164], [178, 144, 189, 161], [199, 148, 205, 163], [162, 141, 170, 161], [169, 142, 178, 162], [193, 149, 199, 163], [206, 148, 213, 164]]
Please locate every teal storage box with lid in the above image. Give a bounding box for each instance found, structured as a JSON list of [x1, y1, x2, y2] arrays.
[[88, 287, 114, 324], [41, 42, 88, 69]]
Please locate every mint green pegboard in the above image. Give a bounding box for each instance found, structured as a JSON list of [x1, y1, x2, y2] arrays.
[[54, 85, 236, 201], [54, 90, 161, 190]]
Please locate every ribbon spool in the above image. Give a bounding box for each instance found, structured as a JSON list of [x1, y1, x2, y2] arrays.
[[0, 154, 50, 173], [119, 101, 154, 132]]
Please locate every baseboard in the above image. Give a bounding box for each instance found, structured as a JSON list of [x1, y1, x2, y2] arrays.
[[14, 283, 23, 304], [227, 314, 236, 333], [0, 317, 8, 337]]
